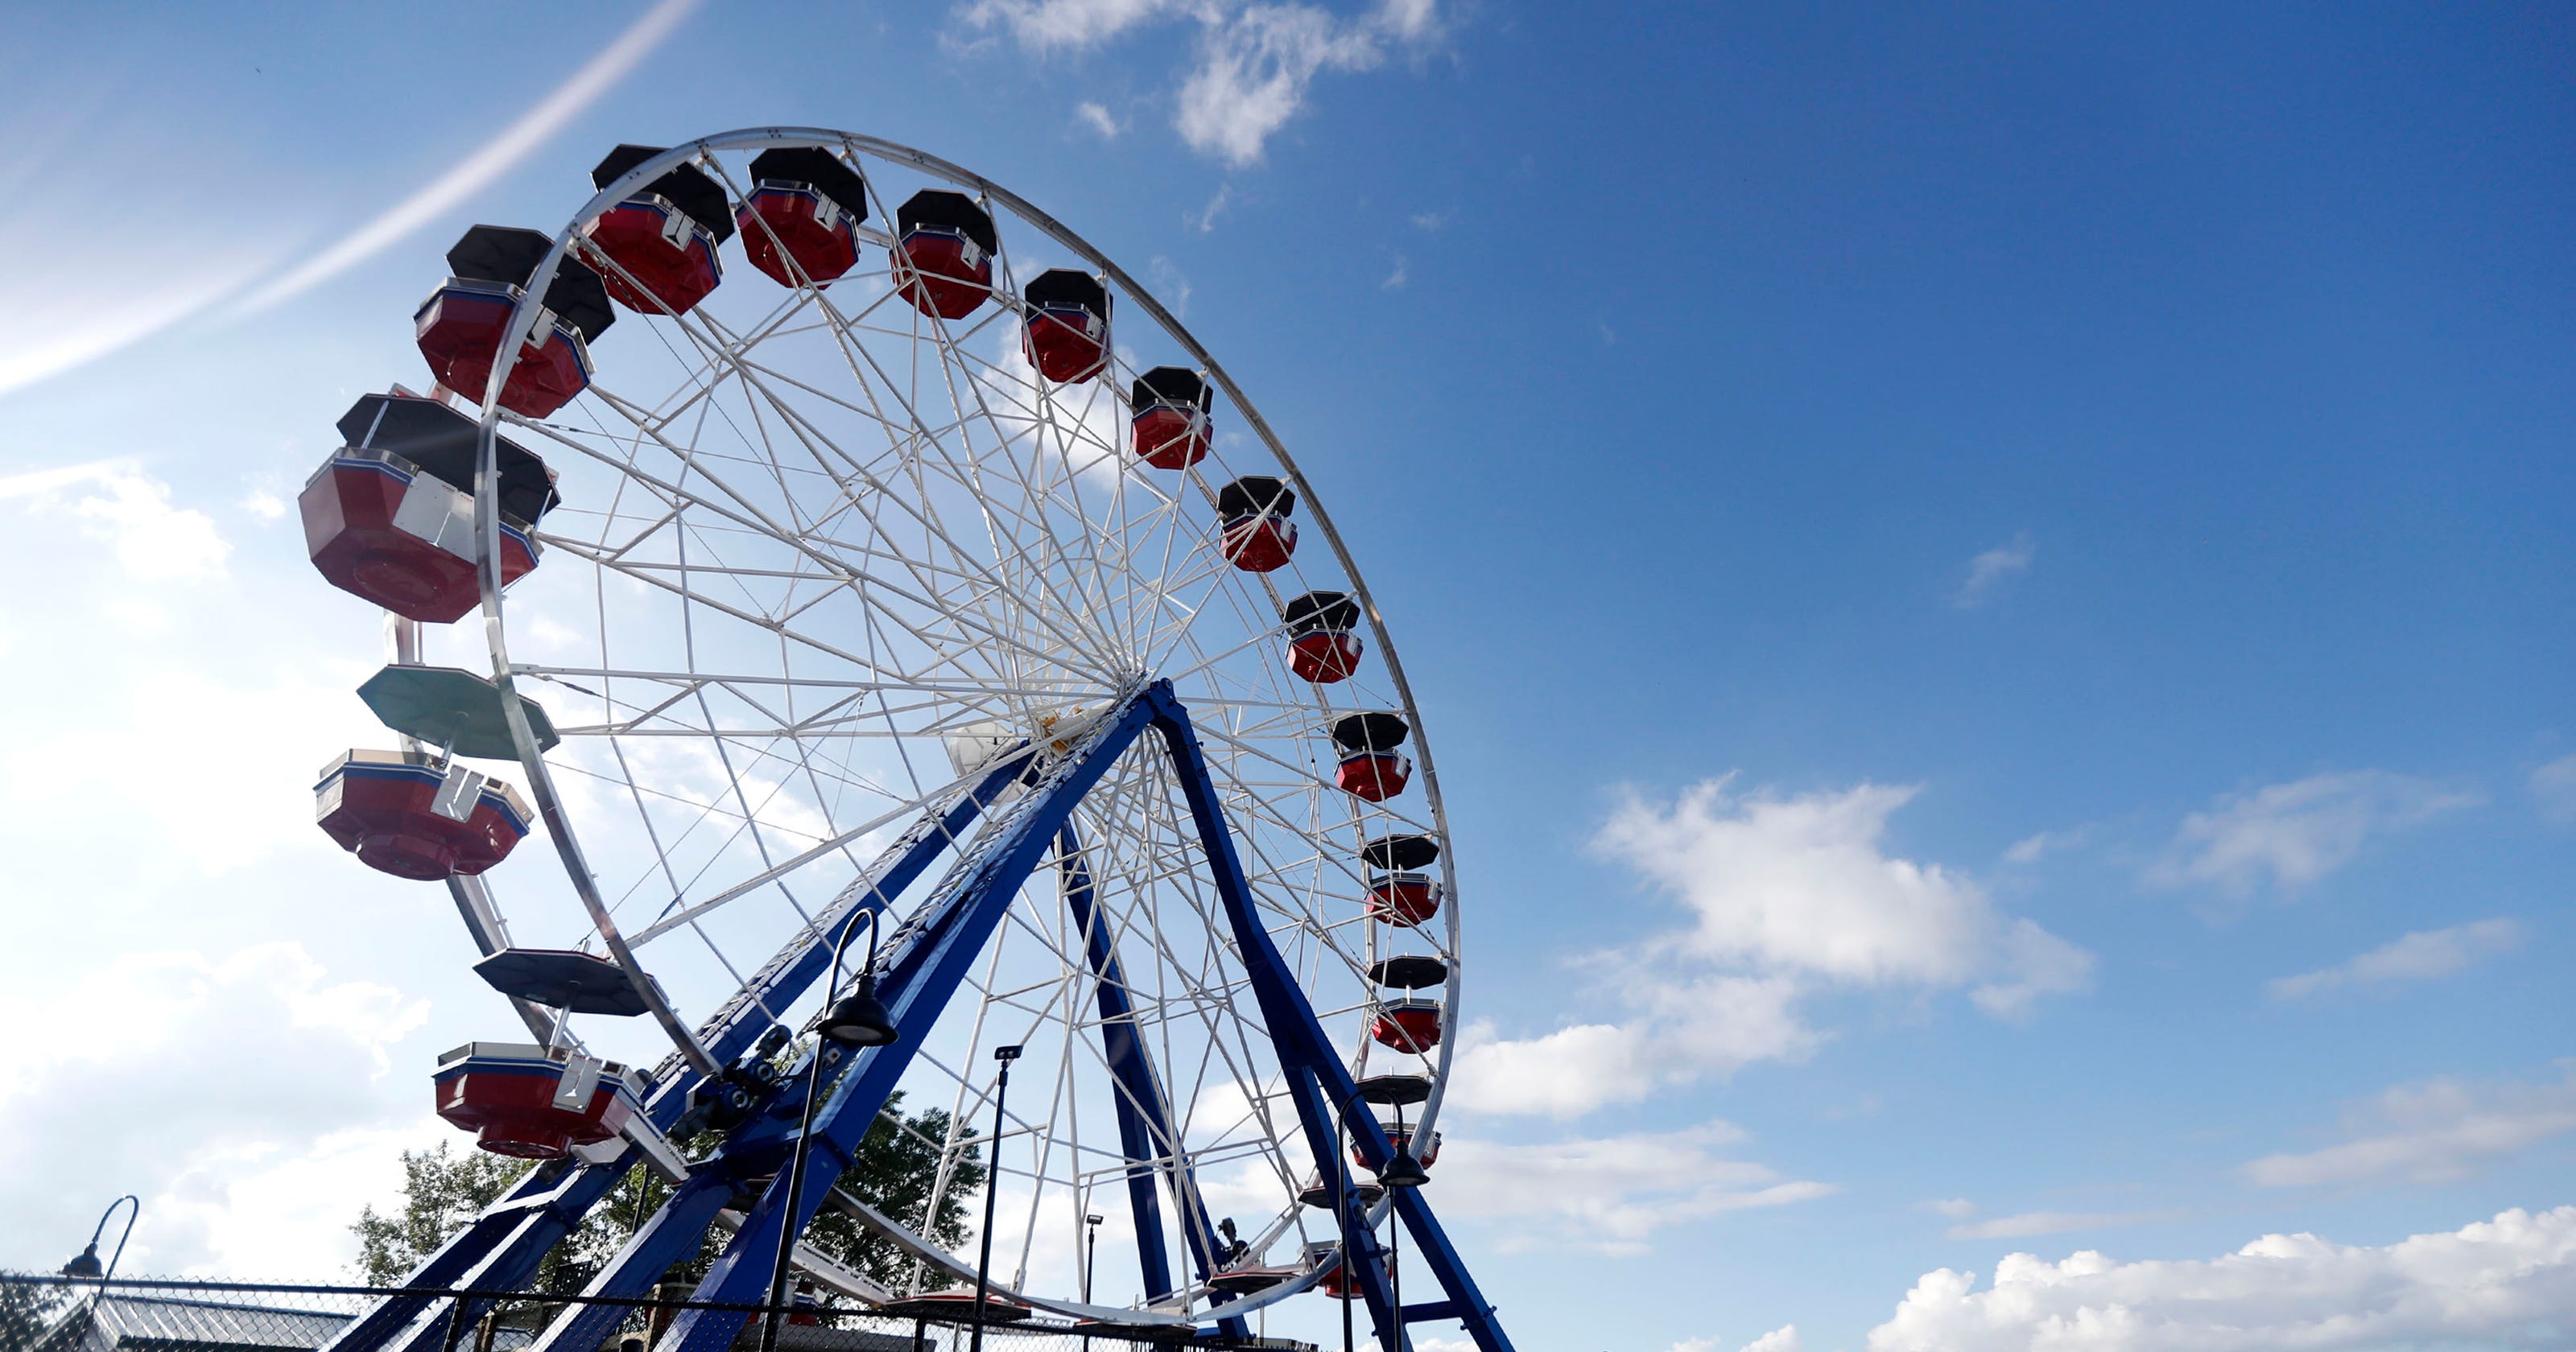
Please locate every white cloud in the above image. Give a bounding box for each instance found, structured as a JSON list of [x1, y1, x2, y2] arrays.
[[1926, 1198, 1979, 1220], [1600, 779, 2089, 1002], [1432, 1120, 1832, 1255], [2532, 752, 2576, 824], [1381, 254, 1409, 289], [1454, 778, 2087, 1117], [71, 471, 233, 580], [242, 0, 701, 311], [1409, 210, 1447, 231], [2002, 826, 2085, 865], [1946, 1210, 2184, 1241], [1952, 533, 2033, 608], [0, 944, 433, 1276], [1075, 100, 1123, 138], [1187, 183, 1232, 232], [1447, 977, 1818, 1117], [2244, 1063, 2576, 1188], [1740, 1329, 1804, 1352], [2268, 918, 2523, 1001], [2153, 770, 2482, 894], [1868, 1206, 2576, 1351], [968, 1, 1439, 166]]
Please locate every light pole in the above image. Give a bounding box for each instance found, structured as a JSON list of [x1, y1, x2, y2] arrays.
[[759, 909, 898, 1352], [971, 1044, 1024, 1352], [1082, 1213, 1102, 1352], [1333, 1090, 1426, 1352], [63, 1196, 139, 1282]]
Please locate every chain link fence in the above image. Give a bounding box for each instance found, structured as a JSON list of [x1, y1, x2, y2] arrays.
[[0, 1277, 1315, 1352]]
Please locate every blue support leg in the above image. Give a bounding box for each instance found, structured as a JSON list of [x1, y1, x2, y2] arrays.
[[1145, 687, 1516, 1352], [1059, 826, 1249, 1339]]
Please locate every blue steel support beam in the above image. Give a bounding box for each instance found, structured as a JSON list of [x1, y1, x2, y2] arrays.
[[334, 761, 1024, 1352], [653, 692, 1162, 1352], [1059, 826, 1247, 1340], [1059, 826, 1178, 1302], [1145, 689, 1516, 1352]]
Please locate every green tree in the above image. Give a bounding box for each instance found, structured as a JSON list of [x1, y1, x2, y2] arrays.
[[801, 1090, 985, 1290]]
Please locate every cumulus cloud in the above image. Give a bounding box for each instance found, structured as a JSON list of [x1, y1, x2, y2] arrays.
[[2244, 1063, 2576, 1189], [2533, 752, 2576, 825], [2152, 770, 2482, 894], [1452, 779, 2087, 1116], [1431, 1120, 1831, 1255], [1953, 533, 2033, 608], [2268, 918, 2523, 1001], [1739, 1329, 1804, 1352], [6, 462, 230, 582], [964, 0, 1439, 166], [1868, 1206, 2576, 1351], [0, 944, 432, 1275]]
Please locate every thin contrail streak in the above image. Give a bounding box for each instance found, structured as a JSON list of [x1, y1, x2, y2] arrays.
[[242, 0, 700, 312]]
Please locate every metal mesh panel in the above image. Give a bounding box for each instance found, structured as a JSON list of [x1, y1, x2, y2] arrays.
[[0, 1278, 1314, 1352]]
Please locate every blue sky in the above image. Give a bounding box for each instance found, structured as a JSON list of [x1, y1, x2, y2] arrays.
[[1, 3, 2572, 1350]]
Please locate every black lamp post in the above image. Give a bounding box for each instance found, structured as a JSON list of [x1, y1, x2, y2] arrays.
[[971, 1044, 1024, 1352], [1331, 1090, 1428, 1352], [1082, 1212, 1102, 1352], [64, 1196, 139, 1282], [759, 909, 898, 1352]]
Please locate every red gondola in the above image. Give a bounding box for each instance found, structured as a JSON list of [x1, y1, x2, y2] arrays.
[[1330, 711, 1412, 802], [1131, 366, 1212, 469], [581, 145, 733, 315], [894, 190, 999, 319], [300, 392, 560, 624], [1352, 1125, 1441, 1173], [1308, 1243, 1391, 1301], [1370, 998, 1443, 1053], [735, 146, 869, 288], [1282, 591, 1363, 683], [1216, 476, 1298, 572], [1367, 872, 1443, 925], [1023, 269, 1110, 383], [415, 227, 615, 418], [433, 1041, 643, 1160], [315, 749, 533, 881]]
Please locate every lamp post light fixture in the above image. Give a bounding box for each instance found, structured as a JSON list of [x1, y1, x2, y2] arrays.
[[1083, 1213, 1103, 1352], [63, 1196, 140, 1282], [758, 908, 898, 1352], [971, 1044, 1024, 1352]]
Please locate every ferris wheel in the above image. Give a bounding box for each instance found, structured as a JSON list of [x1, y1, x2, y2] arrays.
[[298, 129, 1512, 1352]]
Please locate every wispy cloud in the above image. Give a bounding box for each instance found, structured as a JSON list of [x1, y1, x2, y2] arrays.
[[1075, 100, 1123, 138], [1953, 532, 2034, 608], [966, 1, 1440, 166], [2244, 1062, 2576, 1188], [1381, 254, 1409, 289], [2151, 770, 2482, 894], [1946, 1209, 2184, 1240], [2533, 752, 2576, 825], [1433, 1119, 1832, 1255], [2268, 918, 2522, 1001], [241, 0, 700, 311]]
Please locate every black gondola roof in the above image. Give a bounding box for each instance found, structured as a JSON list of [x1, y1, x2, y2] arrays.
[[1281, 590, 1360, 635], [1132, 366, 1211, 411], [1216, 476, 1295, 519], [1330, 711, 1410, 755], [1360, 834, 1440, 872], [1368, 955, 1447, 989], [748, 146, 871, 223], [1024, 268, 1107, 314], [897, 188, 1000, 255], [336, 392, 560, 523], [591, 144, 737, 241], [444, 225, 616, 341]]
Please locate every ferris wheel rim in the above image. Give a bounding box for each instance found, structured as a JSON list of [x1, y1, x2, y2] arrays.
[[450, 126, 1464, 1301]]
